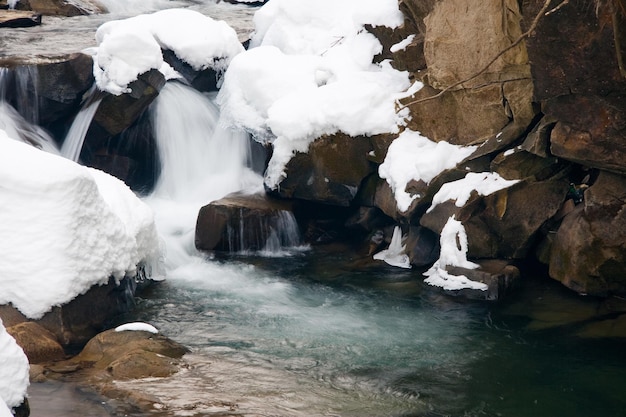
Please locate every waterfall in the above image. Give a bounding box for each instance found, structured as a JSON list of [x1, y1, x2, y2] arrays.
[[0, 102, 60, 155], [60, 89, 102, 162], [0, 67, 59, 154], [145, 81, 268, 269]]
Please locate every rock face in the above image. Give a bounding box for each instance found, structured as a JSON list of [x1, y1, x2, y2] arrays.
[[0, 54, 94, 128], [0, 276, 141, 347], [196, 193, 300, 252], [549, 172, 626, 296], [270, 133, 376, 207], [6, 322, 65, 364]]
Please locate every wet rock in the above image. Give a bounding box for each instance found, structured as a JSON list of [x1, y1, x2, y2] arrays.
[[0, 276, 141, 347], [549, 171, 626, 296], [12, 0, 103, 16], [195, 192, 299, 252], [6, 322, 65, 364], [0, 10, 41, 27], [433, 259, 520, 301], [421, 178, 569, 259], [491, 148, 567, 181], [269, 133, 375, 207], [90, 69, 165, 138], [47, 328, 188, 380], [548, 95, 626, 176], [405, 225, 439, 267]]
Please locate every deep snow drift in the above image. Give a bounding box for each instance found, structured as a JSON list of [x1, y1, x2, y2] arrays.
[[0, 130, 160, 319]]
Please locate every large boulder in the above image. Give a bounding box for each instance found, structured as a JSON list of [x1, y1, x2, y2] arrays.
[[0, 54, 94, 127], [195, 193, 300, 252], [0, 276, 142, 347], [55, 328, 189, 380], [269, 132, 376, 207], [549, 171, 626, 296], [397, 0, 535, 147], [6, 322, 65, 364], [523, 0, 626, 174]]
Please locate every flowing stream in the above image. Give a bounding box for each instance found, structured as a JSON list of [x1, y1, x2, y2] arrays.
[[3, 2, 625, 417]]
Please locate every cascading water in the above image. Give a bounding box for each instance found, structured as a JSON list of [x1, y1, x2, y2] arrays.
[[60, 87, 102, 162], [0, 67, 59, 154]]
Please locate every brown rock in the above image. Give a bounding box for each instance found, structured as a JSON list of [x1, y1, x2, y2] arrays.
[[421, 178, 569, 259], [195, 192, 299, 252], [0, 10, 41, 27], [270, 132, 375, 207], [48, 328, 188, 380], [523, 0, 626, 100], [548, 95, 626, 175], [440, 260, 520, 301], [7, 322, 65, 364], [423, 0, 530, 90], [91, 69, 165, 137], [549, 171, 626, 296], [1, 275, 143, 347], [17, 0, 103, 16]]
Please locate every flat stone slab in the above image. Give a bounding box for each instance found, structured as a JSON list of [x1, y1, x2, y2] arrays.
[[0, 10, 41, 28]]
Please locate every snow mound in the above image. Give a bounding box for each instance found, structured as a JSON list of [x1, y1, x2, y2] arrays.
[[92, 8, 244, 95], [378, 130, 477, 213], [115, 322, 159, 334], [217, 0, 410, 189], [0, 130, 161, 319], [0, 318, 29, 411]]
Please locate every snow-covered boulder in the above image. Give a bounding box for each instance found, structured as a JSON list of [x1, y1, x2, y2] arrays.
[[0, 130, 161, 342], [0, 318, 29, 416]]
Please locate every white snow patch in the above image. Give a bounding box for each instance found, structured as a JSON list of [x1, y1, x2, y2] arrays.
[[0, 130, 161, 319], [115, 322, 159, 334], [373, 226, 411, 269], [92, 8, 244, 95], [217, 0, 410, 189], [423, 217, 487, 291], [0, 319, 29, 411], [378, 130, 477, 212], [390, 35, 416, 53], [427, 172, 520, 213]]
